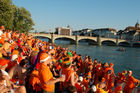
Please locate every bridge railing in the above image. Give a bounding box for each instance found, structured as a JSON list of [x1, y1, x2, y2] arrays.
[[30, 33, 130, 41]]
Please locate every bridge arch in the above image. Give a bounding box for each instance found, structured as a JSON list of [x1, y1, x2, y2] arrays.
[[78, 39, 97, 45], [133, 43, 140, 47], [54, 37, 76, 44], [34, 36, 51, 42], [118, 42, 131, 47], [101, 40, 116, 46]]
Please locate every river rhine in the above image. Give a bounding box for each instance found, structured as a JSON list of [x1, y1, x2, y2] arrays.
[[40, 38, 140, 80]]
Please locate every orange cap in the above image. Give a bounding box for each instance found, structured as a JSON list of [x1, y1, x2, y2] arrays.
[[0, 58, 9, 69], [101, 77, 106, 83], [109, 62, 114, 66], [39, 53, 51, 63], [1, 25, 5, 30], [12, 50, 19, 57]]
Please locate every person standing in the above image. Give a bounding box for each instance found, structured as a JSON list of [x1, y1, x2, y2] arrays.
[[123, 70, 140, 93], [61, 57, 78, 90], [39, 53, 65, 93]]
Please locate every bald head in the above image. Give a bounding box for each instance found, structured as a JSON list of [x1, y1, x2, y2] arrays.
[[128, 70, 132, 76]]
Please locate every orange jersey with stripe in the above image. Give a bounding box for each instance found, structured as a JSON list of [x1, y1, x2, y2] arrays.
[[39, 63, 54, 92]]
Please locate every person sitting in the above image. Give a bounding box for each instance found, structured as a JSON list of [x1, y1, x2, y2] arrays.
[[8, 58, 28, 85], [96, 77, 109, 93], [0, 58, 26, 93]]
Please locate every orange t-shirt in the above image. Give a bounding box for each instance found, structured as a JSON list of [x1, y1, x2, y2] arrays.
[[29, 70, 41, 90], [75, 83, 83, 93], [27, 39, 32, 47], [39, 63, 54, 92], [0, 37, 4, 44], [6, 32, 9, 38], [61, 67, 74, 87], [82, 78, 89, 90], [125, 75, 138, 88], [116, 73, 126, 84]]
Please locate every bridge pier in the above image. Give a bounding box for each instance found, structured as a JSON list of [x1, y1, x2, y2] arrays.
[[51, 33, 55, 44], [116, 38, 119, 46], [97, 36, 101, 46], [75, 35, 78, 45], [130, 42, 133, 47]]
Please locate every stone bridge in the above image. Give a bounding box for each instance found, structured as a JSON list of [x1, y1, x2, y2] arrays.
[[30, 33, 138, 46]]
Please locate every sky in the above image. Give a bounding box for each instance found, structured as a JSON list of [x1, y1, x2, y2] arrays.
[[12, 0, 140, 32]]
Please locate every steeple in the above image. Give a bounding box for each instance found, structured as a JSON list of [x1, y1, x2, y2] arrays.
[[67, 25, 70, 29], [135, 20, 139, 28]]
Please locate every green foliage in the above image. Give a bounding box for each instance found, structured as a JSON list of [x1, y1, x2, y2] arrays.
[[0, 0, 14, 29], [13, 7, 34, 33], [0, 0, 34, 33]]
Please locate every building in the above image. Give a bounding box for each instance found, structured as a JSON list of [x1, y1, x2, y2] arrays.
[[120, 22, 140, 41], [55, 25, 72, 36], [90, 28, 117, 38], [72, 28, 92, 36]]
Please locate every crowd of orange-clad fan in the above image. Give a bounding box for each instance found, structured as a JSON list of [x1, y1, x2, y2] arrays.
[[0, 25, 140, 93]]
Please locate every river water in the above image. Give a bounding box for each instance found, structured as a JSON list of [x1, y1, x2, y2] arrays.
[[40, 38, 140, 80]]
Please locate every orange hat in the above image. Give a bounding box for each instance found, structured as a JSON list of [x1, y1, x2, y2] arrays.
[[0, 58, 9, 69], [101, 77, 106, 83], [12, 50, 19, 57], [1, 25, 5, 30], [39, 53, 51, 63], [109, 62, 114, 66]]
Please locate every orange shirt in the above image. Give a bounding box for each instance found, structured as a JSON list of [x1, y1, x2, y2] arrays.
[[125, 75, 138, 88], [12, 32, 16, 39], [6, 32, 9, 38], [39, 63, 54, 92], [115, 86, 122, 93], [55, 63, 61, 71], [29, 70, 41, 90], [75, 83, 83, 93], [0, 37, 4, 44], [82, 78, 89, 90], [61, 67, 74, 87], [116, 73, 126, 84], [27, 39, 32, 47]]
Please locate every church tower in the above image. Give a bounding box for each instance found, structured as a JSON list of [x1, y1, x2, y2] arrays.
[[135, 21, 140, 28]]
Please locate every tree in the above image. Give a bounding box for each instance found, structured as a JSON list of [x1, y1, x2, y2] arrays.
[[0, 0, 34, 33], [13, 7, 34, 33], [0, 0, 14, 29]]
